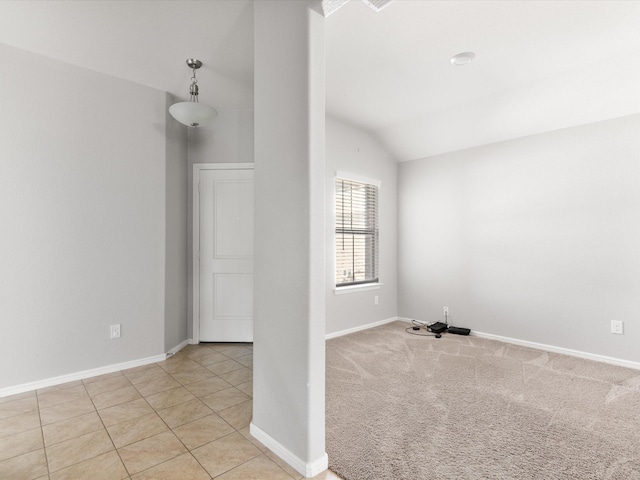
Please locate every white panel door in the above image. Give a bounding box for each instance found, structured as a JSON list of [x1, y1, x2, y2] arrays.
[[199, 168, 254, 342]]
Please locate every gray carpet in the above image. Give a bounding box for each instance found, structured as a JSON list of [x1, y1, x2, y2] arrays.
[[326, 321, 640, 480]]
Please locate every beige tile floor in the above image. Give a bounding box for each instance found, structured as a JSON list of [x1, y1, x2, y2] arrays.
[[0, 344, 341, 480]]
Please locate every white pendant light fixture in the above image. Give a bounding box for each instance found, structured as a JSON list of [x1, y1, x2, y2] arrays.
[[169, 59, 217, 127]]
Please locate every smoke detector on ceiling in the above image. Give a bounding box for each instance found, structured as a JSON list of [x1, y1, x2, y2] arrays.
[[450, 52, 476, 66]]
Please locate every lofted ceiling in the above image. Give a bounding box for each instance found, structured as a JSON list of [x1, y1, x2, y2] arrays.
[[325, 0, 640, 160], [0, 0, 254, 110], [1, 1, 639, 162]]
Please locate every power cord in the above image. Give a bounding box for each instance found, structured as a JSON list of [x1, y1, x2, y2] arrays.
[[405, 319, 442, 337], [404, 326, 441, 337]]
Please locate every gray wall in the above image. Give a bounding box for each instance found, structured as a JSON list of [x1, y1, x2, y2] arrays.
[[0, 44, 185, 389], [398, 113, 640, 362], [253, 0, 326, 467], [164, 94, 189, 352], [325, 117, 398, 334]]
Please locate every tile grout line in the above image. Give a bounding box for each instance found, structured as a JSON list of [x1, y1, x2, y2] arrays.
[[44, 381, 115, 477], [210, 450, 270, 480], [85, 378, 133, 480], [198, 347, 267, 477], [0, 428, 43, 464], [171, 347, 251, 479], [103, 362, 207, 477], [218, 452, 298, 480], [178, 345, 258, 479], [116, 365, 194, 477], [34, 388, 51, 479], [127, 365, 202, 479], [108, 349, 241, 478], [2, 344, 257, 480]]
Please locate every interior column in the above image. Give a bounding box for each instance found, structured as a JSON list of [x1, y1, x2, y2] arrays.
[[251, 1, 327, 477]]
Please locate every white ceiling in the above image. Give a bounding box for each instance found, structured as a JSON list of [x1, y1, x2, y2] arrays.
[[0, 1, 254, 109], [1, 0, 639, 162], [326, 0, 640, 160]]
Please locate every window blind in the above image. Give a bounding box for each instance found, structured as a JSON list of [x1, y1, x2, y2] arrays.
[[335, 177, 379, 287]]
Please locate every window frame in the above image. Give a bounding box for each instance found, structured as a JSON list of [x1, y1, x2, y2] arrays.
[[334, 172, 382, 294]]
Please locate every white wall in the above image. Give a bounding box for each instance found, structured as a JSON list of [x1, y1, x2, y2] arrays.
[[398, 113, 640, 362], [325, 117, 398, 335], [0, 44, 184, 389]]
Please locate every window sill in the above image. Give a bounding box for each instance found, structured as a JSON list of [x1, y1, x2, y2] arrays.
[[334, 283, 383, 295]]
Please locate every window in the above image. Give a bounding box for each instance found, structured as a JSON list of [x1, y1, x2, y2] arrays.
[[335, 176, 379, 287]]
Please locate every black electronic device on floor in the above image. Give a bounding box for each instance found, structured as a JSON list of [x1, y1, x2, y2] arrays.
[[427, 322, 448, 334], [406, 319, 471, 338], [447, 326, 471, 335]]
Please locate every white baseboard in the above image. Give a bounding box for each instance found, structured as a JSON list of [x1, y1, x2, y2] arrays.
[[0, 353, 166, 398], [250, 422, 328, 478], [392, 318, 640, 371], [0, 337, 195, 398], [167, 339, 190, 356], [325, 316, 400, 340], [472, 330, 640, 371]]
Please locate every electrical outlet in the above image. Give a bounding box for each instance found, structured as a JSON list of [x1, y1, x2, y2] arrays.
[[611, 320, 624, 335], [374, 295, 379, 306], [110, 324, 121, 339], [443, 306, 449, 317]]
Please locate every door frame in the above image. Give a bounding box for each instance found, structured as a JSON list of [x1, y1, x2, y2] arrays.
[[192, 163, 255, 344]]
